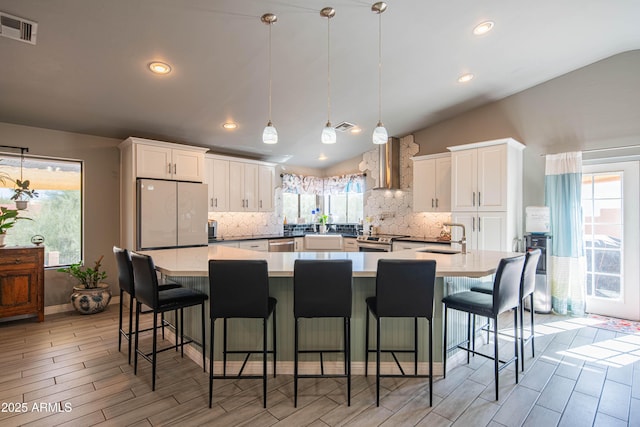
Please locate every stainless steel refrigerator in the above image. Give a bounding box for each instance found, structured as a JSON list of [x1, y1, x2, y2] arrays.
[[137, 178, 208, 250]]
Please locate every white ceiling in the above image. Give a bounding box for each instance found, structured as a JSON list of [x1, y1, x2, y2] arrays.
[[1, 0, 639, 168]]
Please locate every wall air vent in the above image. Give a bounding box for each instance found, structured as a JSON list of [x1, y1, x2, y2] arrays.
[[334, 121, 356, 132], [0, 12, 38, 45]]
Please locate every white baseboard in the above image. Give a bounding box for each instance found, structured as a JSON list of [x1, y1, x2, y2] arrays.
[[45, 296, 121, 315]]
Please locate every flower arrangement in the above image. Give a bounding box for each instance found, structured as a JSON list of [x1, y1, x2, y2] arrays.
[[57, 255, 108, 289], [312, 209, 329, 225]]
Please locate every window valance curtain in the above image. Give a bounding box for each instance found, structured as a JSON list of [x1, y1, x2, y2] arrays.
[[281, 173, 364, 195]]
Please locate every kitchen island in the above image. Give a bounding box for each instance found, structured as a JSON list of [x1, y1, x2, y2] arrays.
[[142, 245, 521, 376]]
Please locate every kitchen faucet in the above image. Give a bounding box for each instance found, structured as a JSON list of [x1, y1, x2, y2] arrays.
[[443, 223, 467, 254]]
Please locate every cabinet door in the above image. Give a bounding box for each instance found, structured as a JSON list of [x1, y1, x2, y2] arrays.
[[412, 159, 435, 212], [136, 144, 172, 179], [294, 237, 304, 252], [205, 158, 229, 212], [0, 268, 39, 319], [228, 161, 245, 211], [172, 149, 204, 182], [451, 212, 477, 252], [477, 144, 507, 211], [258, 165, 274, 211], [451, 149, 477, 211], [477, 211, 508, 251], [434, 156, 451, 211], [243, 163, 259, 211]]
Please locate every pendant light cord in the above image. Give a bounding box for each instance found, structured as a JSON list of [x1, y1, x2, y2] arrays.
[[268, 22, 273, 123], [378, 11, 382, 124], [326, 15, 331, 124]]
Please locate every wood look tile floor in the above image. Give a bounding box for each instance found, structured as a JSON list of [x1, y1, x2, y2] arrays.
[[1, 306, 639, 426]]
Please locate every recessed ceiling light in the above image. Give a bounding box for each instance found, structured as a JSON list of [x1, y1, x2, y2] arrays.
[[350, 127, 362, 134], [473, 21, 494, 36], [457, 73, 474, 83], [222, 122, 237, 130], [318, 154, 328, 161], [148, 61, 172, 75]]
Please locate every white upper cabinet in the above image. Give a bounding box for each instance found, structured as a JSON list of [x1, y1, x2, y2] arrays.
[[258, 165, 275, 212], [131, 138, 206, 182], [448, 138, 524, 252], [206, 155, 275, 213], [412, 153, 451, 212], [204, 156, 229, 212]]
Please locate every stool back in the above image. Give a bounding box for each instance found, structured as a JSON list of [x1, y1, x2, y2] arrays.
[[375, 259, 436, 319], [294, 259, 352, 318], [130, 252, 160, 310], [492, 255, 525, 314], [521, 249, 541, 298], [209, 260, 270, 318], [113, 246, 135, 296]]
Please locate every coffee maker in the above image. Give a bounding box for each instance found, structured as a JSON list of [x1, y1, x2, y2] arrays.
[[208, 220, 218, 240]]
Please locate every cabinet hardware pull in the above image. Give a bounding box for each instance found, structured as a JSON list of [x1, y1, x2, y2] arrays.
[[431, 199, 434, 208], [478, 192, 481, 206], [436, 198, 439, 208], [214, 198, 218, 207], [14, 258, 20, 264], [478, 216, 481, 232], [168, 163, 172, 174], [174, 164, 177, 174], [473, 192, 475, 206], [260, 200, 262, 208], [210, 198, 213, 207], [472, 216, 475, 231]]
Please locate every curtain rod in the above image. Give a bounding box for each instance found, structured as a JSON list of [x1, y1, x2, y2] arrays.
[[0, 145, 29, 154], [541, 144, 640, 156], [280, 172, 367, 177]]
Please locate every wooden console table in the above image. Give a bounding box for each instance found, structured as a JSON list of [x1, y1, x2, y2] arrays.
[[0, 246, 45, 322]]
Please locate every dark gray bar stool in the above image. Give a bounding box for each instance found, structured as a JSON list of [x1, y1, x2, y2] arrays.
[[113, 246, 181, 364], [443, 255, 524, 400], [208, 260, 277, 409], [293, 259, 353, 407], [130, 252, 208, 391], [365, 259, 437, 407]]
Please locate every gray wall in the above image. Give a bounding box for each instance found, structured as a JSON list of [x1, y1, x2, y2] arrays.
[[413, 50, 640, 209], [0, 122, 120, 306]]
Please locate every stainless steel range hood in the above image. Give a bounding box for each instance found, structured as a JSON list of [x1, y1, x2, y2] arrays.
[[374, 137, 400, 189]]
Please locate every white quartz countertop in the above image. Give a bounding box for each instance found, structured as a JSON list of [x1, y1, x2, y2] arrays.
[[141, 246, 522, 278]]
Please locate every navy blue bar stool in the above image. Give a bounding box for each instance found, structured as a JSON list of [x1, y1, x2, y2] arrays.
[[113, 246, 181, 364], [293, 259, 353, 407], [130, 252, 208, 391], [443, 255, 524, 400], [365, 259, 437, 407], [208, 260, 277, 409]]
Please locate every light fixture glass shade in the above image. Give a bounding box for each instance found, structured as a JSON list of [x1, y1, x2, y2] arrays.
[[262, 122, 278, 144], [372, 123, 388, 144], [321, 123, 337, 144]]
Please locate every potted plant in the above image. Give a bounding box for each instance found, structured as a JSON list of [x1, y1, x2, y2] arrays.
[[317, 214, 329, 234], [0, 206, 31, 247], [58, 255, 112, 314], [11, 179, 38, 210]]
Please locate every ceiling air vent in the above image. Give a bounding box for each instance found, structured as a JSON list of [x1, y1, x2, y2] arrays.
[[0, 12, 37, 45], [334, 121, 356, 132]]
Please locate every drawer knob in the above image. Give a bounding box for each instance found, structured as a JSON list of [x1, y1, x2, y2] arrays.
[[15, 258, 21, 264]]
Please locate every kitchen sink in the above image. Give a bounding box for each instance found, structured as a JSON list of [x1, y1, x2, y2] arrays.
[[417, 248, 461, 255], [304, 234, 343, 250]]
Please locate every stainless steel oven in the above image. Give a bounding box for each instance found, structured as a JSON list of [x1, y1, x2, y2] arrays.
[[356, 234, 407, 252]]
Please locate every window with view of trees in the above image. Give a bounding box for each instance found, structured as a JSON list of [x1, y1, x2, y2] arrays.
[[0, 155, 82, 267], [282, 192, 363, 224]]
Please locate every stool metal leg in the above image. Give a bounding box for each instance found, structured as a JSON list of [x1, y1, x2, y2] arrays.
[[375, 316, 381, 407], [414, 317, 418, 375], [134, 301, 141, 375], [530, 294, 535, 357], [364, 306, 370, 377], [272, 307, 277, 377], [443, 306, 447, 379], [345, 316, 351, 407], [294, 318, 299, 407], [209, 318, 215, 408], [514, 308, 519, 385], [118, 289, 124, 354], [428, 318, 433, 407], [128, 293, 134, 364], [180, 308, 185, 357], [520, 298, 525, 372], [223, 318, 228, 376], [152, 310, 158, 391], [262, 318, 267, 408], [201, 302, 206, 371], [493, 315, 499, 400]]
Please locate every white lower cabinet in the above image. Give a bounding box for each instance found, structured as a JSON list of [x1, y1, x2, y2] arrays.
[[238, 240, 269, 252], [294, 237, 304, 252], [451, 211, 508, 252], [343, 237, 358, 252], [210, 241, 239, 248]]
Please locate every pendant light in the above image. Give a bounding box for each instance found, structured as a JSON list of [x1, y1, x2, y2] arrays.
[[261, 13, 278, 144], [371, 2, 388, 145], [320, 7, 337, 144]]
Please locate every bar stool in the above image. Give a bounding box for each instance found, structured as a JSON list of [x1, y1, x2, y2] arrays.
[[365, 259, 437, 407], [208, 260, 277, 408], [293, 259, 352, 407], [113, 246, 181, 364], [442, 255, 524, 400], [470, 249, 542, 371], [130, 252, 208, 391]]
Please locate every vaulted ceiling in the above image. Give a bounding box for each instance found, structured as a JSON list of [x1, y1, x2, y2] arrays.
[[1, 0, 639, 167]]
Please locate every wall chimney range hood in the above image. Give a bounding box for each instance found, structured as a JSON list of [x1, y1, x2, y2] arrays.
[[374, 137, 400, 189]]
